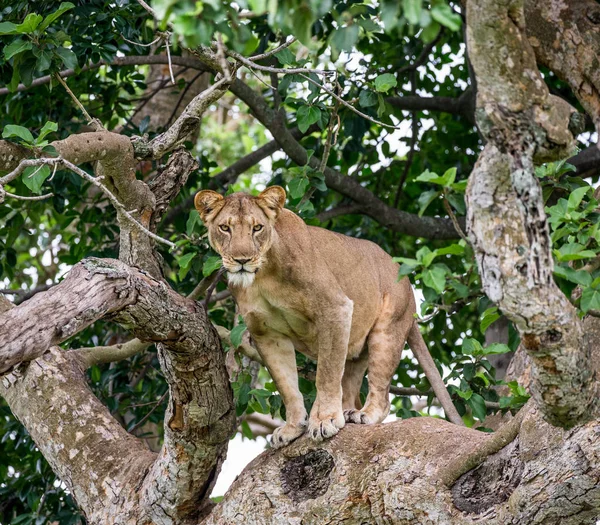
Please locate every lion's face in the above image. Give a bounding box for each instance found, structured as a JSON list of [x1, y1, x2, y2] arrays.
[[194, 186, 286, 288]]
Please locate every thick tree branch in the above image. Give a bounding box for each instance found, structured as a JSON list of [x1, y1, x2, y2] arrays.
[[466, 0, 597, 427], [387, 88, 475, 124], [0, 296, 155, 523], [0, 258, 236, 521]]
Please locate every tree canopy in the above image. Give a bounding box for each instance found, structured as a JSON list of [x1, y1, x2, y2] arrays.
[[1, 0, 599, 523]]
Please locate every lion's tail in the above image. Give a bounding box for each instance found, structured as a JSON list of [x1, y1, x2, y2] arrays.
[[407, 320, 465, 426]]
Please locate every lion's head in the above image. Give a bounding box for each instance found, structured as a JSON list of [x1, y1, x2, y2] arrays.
[[194, 186, 286, 288]]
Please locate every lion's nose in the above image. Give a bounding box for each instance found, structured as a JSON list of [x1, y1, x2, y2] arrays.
[[234, 258, 251, 265]]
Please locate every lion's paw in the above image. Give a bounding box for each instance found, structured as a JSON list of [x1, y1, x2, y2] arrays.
[[307, 414, 345, 442], [270, 421, 306, 449], [344, 409, 376, 425]]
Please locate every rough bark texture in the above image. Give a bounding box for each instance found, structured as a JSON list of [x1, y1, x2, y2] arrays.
[[525, 0, 600, 130], [465, 0, 598, 427], [0, 259, 235, 524], [204, 407, 600, 525]]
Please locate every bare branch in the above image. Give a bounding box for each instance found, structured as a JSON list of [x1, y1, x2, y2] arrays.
[[72, 338, 151, 368]]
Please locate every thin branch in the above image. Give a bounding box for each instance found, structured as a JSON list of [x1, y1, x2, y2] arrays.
[[396, 30, 444, 75], [136, 0, 155, 17], [202, 267, 226, 309], [299, 73, 402, 130], [442, 189, 469, 242], [163, 32, 176, 85], [0, 157, 175, 248], [225, 47, 335, 77], [129, 391, 169, 433], [54, 74, 102, 129], [2, 189, 54, 202], [73, 338, 151, 368], [316, 203, 363, 222], [60, 159, 175, 248], [250, 37, 297, 62]]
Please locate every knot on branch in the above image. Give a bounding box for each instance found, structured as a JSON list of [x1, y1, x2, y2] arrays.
[[280, 449, 334, 502]]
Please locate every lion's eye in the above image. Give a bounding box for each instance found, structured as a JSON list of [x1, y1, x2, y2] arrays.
[[253, 224, 263, 232], [219, 224, 230, 232]]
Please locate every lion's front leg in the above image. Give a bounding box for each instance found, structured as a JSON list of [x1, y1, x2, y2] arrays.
[[250, 331, 308, 449], [308, 298, 353, 442]]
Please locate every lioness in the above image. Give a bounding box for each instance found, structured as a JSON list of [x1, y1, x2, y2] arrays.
[[195, 186, 464, 447]]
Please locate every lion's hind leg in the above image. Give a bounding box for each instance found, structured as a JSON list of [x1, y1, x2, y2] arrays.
[[345, 297, 410, 425], [342, 354, 368, 411]]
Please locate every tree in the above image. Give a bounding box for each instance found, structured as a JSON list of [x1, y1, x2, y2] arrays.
[[1, 0, 599, 523]]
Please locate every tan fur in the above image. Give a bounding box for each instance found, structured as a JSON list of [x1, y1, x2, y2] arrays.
[[195, 186, 464, 447]]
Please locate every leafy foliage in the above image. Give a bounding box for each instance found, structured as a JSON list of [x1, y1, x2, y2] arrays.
[[0, 0, 596, 521]]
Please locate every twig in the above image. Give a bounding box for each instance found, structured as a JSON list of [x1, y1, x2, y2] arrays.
[[216, 34, 232, 81], [396, 30, 444, 75], [298, 73, 402, 130], [297, 91, 340, 209], [165, 70, 205, 128], [225, 47, 336, 77], [0, 157, 175, 248], [54, 74, 102, 129], [122, 35, 162, 48], [443, 189, 469, 242], [2, 190, 54, 201], [128, 391, 168, 433], [163, 33, 176, 85], [136, 0, 155, 17], [250, 37, 297, 62], [60, 158, 176, 248], [202, 267, 226, 309]]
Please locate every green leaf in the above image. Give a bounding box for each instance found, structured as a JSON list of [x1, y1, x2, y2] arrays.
[[296, 105, 321, 133], [202, 255, 223, 277], [374, 73, 397, 93], [179, 252, 196, 270], [462, 338, 483, 356], [39, 2, 76, 32], [230, 320, 247, 348], [422, 265, 446, 293], [186, 210, 200, 236], [431, 3, 462, 31], [553, 265, 592, 287], [480, 307, 501, 333], [421, 20, 441, 43], [403, 0, 422, 25], [553, 243, 597, 262], [581, 287, 600, 313], [435, 243, 464, 257], [455, 388, 472, 400], [4, 39, 33, 60], [275, 47, 295, 66], [482, 343, 512, 355], [15, 13, 44, 34], [22, 165, 51, 194], [567, 185, 590, 210], [55, 47, 78, 69], [2, 124, 34, 144], [330, 24, 360, 52], [417, 189, 440, 216], [0, 22, 19, 35], [416, 167, 456, 187], [468, 393, 487, 421], [36, 121, 58, 144], [288, 176, 310, 200], [359, 90, 378, 108]]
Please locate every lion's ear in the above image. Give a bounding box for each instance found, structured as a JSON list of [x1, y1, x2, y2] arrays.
[[257, 186, 286, 219], [194, 190, 224, 222]]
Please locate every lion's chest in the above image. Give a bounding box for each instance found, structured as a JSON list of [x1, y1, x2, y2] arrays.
[[236, 287, 315, 351]]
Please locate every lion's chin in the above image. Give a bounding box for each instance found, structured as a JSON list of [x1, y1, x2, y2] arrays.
[[227, 271, 256, 288]]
